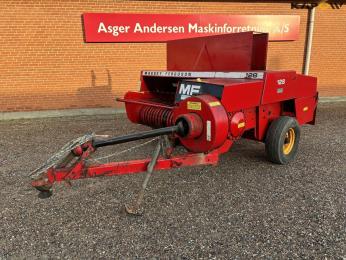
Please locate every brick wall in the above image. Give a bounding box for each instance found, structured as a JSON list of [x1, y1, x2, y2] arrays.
[[0, 0, 345, 112]]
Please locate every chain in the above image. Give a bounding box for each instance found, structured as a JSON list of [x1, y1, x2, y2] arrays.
[[87, 137, 159, 164], [28, 133, 94, 178]]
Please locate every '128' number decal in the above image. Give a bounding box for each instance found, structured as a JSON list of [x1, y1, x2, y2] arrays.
[[246, 72, 258, 79]]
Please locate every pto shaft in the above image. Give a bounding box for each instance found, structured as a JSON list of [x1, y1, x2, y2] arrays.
[[92, 123, 184, 148]]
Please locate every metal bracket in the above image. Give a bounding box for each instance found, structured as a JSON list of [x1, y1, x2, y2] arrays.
[[125, 138, 162, 215]]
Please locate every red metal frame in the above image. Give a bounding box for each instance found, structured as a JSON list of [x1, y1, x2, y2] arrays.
[[167, 32, 268, 71], [32, 140, 233, 191]]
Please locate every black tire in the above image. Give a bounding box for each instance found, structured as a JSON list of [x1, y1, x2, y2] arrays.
[[265, 116, 300, 164]]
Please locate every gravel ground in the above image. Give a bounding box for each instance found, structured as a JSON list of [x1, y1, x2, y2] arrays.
[[0, 102, 345, 259]]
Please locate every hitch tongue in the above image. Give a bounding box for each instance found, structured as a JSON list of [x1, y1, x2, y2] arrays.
[[30, 124, 185, 198], [29, 134, 95, 194]]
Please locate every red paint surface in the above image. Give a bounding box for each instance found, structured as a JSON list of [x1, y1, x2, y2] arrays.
[[220, 79, 264, 111], [167, 32, 267, 71], [173, 95, 229, 153], [294, 96, 318, 125]]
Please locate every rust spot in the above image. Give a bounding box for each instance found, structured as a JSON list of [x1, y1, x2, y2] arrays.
[[172, 160, 182, 168]]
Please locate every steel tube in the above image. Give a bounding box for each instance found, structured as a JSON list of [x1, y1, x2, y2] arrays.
[[93, 125, 180, 148], [303, 7, 316, 75]]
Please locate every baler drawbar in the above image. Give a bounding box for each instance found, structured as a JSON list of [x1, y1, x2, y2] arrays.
[[30, 120, 225, 189]]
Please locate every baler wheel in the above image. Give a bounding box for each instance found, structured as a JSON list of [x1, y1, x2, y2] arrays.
[[265, 116, 301, 164]]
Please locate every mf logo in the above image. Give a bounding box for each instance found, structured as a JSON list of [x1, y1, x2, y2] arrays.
[[291, 1, 344, 9], [178, 82, 201, 100]]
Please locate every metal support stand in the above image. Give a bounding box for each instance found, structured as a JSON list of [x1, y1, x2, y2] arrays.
[[162, 135, 173, 158], [124, 138, 162, 215]]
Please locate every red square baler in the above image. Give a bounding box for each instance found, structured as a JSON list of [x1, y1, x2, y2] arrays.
[[31, 32, 318, 212]]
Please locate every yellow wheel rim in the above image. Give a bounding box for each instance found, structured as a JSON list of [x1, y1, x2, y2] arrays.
[[283, 128, 295, 155]]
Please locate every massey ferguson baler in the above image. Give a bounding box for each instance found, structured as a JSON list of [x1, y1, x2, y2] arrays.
[[31, 32, 318, 214]]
